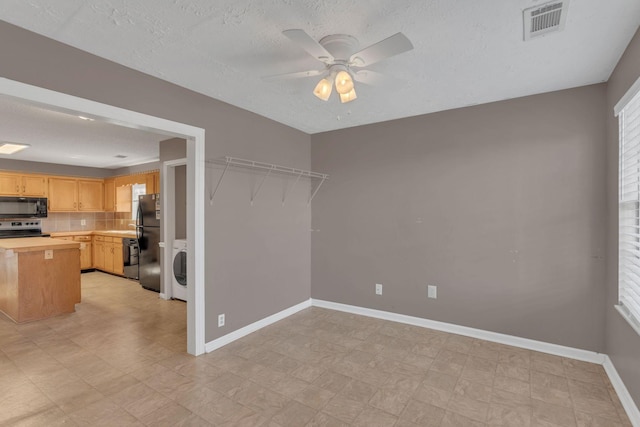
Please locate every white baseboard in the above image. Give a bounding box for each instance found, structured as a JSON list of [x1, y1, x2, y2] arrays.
[[603, 356, 640, 427], [204, 299, 312, 353], [311, 299, 605, 364], [159, 293, 169, 300]]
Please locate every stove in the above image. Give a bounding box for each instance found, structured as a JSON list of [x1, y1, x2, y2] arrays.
[[0, 220, 50, 239]]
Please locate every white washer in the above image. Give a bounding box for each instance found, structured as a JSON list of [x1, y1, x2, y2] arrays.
[[171, 239, 187, 301]]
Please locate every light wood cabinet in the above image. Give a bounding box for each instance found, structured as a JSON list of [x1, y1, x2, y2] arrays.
[[116, 186, 132, 213], [0, 173, 47, 196], [78, 179, 103, 211], [104, 239, 124, 275], [48, 178, 78, 211], [0, 173, 21, 195], [49, 177, 103, 212], [21, 175, 47, 196], [93, 236, 105, 270], [145, 172, 160, 194], [74, 235, 92, 270], [103, 178, 115, 212], [92, 235, 124, 275], [153, 171, 160, 194]]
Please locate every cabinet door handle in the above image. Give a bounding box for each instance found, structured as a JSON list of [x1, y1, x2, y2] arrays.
[[15, 185, 19, 192], [74, 202, 77, 208], [22, 186, 25, 192]]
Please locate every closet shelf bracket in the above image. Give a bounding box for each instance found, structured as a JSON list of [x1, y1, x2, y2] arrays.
[[206, 156, 329, 205]]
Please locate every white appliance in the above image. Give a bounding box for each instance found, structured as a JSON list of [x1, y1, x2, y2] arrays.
[[171, 239, 187, 301]]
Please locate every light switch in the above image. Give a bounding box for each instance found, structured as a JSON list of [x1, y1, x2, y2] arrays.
[[44, 250, 53, 260]]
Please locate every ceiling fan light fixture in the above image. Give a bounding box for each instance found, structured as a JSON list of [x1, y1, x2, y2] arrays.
[[334, 70, 354, 95], [313, 78, 333, 101], [340, 88, 357, 103]]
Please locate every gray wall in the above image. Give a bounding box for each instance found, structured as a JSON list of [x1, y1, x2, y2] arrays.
[[605, 28, 640, 407], [175, 165, 186, 240], [0, 158, 111, 177], [111, 161, 160, 176], [158, 138, 187, 239], [311, 85, 608, 352], [0, 21, 312, 343]]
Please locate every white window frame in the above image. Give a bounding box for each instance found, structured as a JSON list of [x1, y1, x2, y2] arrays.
[[615, 75, 640, 337]]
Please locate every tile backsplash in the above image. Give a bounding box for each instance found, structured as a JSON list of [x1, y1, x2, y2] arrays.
[[42, 212, 136, 233]]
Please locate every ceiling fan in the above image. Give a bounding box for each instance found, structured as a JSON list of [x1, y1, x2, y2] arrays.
[[265, 29, 414, 103]]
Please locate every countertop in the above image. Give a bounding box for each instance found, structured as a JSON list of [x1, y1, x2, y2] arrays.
[[50, 230, 137, 238], [0, 237, 80, 252]]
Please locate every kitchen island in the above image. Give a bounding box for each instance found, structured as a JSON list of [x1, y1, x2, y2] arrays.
[[0, 237, 81, 323]]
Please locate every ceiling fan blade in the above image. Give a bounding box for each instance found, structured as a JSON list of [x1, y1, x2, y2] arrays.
[[349, 32, 413, 67], [283, 29, 335, 64], [352, 70, 390, 86], [262, 69, 324, 81]]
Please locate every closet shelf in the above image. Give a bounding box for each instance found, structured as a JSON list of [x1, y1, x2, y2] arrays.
[[206, 156, 328, 205]]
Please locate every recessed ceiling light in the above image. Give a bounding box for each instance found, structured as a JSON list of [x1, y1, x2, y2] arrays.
[[0, 143, 30, 154], [78, 116, 94, 121]]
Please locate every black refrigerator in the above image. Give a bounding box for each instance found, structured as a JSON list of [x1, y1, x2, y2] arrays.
[[137, 193, 161, 292]]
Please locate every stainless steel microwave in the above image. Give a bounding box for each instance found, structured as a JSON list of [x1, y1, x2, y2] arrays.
[[0, 197, 48, 218]]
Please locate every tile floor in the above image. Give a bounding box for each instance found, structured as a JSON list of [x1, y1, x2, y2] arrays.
[[0, 272, 633, 426]]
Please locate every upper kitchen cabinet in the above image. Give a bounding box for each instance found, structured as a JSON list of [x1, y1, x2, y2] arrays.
[[48, 177, 103, 212], [78, 179, 104, 211], [104, 178, 115, 212], [147, 171, 160, 194], [22, 175, 48, 196], [0, 173, 47, 197], [114, 170, 159, 194]]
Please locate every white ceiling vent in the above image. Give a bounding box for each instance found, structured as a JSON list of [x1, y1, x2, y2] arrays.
[[523, 0, 569, 41]]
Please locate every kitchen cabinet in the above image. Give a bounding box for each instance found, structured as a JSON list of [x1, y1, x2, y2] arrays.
[[0, 173, 47, 196], [74, 235, 92, 270], [48, 177, 103, 212], [48, 178, 78, 211], [93, 235, 123, 275], [78, 180, 103, 211], [104, 178, 115, 212], [111, 239, 124, 275], [93, 236, 105, 270], [145, 171, 160, 194], [116, 186, 132, 213]]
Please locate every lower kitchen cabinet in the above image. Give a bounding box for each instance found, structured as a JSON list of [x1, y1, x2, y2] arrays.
[[93, 236, 105, 270], [93, 235, 124, 275], [74, 235, 92, 270]]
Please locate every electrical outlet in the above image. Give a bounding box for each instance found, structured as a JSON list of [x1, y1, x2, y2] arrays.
[[80, 219, 86, 226], [428, 285, 437, 299], [218, 314, 225, 327], [44, 250, 53, 260], [375, 283, 383, 295]]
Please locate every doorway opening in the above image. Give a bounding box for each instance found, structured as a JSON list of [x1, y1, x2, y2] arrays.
[[0, 77, 206, 355]]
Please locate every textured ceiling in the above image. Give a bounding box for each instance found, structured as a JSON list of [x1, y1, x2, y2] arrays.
[[0, 95, 162, 169], [0, 0, 639, 136]]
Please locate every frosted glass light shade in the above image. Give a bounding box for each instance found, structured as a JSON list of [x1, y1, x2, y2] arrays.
[[334, 71, 354, 95], [0, 143, 29, 154], [313, 78, 333, 101], [339, 88, 357, 103]]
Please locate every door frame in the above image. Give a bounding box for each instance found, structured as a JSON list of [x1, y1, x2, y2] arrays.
[[0, 78, 206, 356]]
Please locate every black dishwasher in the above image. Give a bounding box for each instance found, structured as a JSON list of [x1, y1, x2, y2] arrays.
[[122, 238, 139, 280]]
